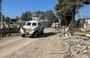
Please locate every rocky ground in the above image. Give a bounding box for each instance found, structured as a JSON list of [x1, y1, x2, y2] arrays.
[[0, 28, 90, 58]]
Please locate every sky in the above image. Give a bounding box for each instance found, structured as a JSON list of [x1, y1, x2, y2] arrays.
[[2, 0, 90, 19], [2, 0, 57, 18], [75, 5, 90, 19]]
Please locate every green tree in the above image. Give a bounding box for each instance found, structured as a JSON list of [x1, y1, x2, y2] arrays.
[[33, 11, 45, 20], [15, 16, 20, 20], [0, 12, 5, 22], [4, 17, 11, 23], [35, 11, 44, 17], [11, 18, 18, 23], [55, 0, 90, 26], [45, 10, 57, 26], [21, 11, 32, 21]]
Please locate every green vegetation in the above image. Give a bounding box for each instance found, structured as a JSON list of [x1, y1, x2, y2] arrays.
[[21, 11, 32, 21], [0, 10, 57, 27], [55, 0, 90, 26]]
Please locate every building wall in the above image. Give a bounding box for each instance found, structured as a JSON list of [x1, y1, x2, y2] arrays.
[[84, 19, 90, 28]]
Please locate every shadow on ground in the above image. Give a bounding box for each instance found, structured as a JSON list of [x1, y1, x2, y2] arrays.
[[38, 32, 57, 38]]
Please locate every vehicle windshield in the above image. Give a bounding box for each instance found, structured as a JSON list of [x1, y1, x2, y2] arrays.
[[26, 23, 31, 25], [32, 23, 37, 26]]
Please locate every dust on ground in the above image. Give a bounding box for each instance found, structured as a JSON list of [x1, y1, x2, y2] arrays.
[[0, 28, 90, 58]]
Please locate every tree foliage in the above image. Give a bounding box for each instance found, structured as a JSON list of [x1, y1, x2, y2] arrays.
[[55, 0, 90, 26], [33, 10, 57, 27], [44, 10, 57, 26], [15, 16, 20, 20], [11, 18, 18, 23], [33, 11, 45, 20], [34, 10, 57, 21], [21, 11, 32, 21], [4, 17, 11, 23], [45, 10, 57, 22]]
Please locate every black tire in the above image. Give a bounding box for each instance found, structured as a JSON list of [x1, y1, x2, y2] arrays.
[[40, 30, 44, 35], [21, 34, 25, 37], [33, 31, 38, 38], [40, 28, 44, 35]]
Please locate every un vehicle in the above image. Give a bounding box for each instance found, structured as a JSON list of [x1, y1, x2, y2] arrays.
[[20, 20, 44, 37]]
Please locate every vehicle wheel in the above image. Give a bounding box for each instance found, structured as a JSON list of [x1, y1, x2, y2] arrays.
[[40, 29, 44, 35], [33, 31, 38, 38], [21, 34, 25, 37], [41, 30, 44, 35]]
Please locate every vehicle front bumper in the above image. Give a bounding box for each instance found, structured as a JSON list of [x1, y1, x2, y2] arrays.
[[20, 29, 34, 36]]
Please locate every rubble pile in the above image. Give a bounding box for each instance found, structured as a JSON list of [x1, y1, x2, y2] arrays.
[[61, 35, 90, 58]]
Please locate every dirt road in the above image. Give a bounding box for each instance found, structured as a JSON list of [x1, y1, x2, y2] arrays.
[[0, 28, 58, 58], [0, 36, 37, 58], [0, 28, 90, 58]]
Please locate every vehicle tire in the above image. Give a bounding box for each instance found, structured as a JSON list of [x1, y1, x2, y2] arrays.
[[21, 34, 25, 37], [33, 31, 38, 38], [40, 28, 44, 35], [41, 30, 44, 35]]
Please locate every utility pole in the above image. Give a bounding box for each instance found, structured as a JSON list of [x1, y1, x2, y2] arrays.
[[0, 0, 3, 29]]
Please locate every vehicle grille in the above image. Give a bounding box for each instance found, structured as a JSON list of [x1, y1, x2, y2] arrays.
[[26, 29, 31, 32]]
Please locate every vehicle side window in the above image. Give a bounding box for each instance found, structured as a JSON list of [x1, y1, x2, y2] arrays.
[[26, 23, 31, 25], [32, 23, 37, 26], [38, 23, 41, 26]]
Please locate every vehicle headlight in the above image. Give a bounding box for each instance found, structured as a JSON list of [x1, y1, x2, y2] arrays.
[[27, 29, 33, 32], [22, 27, 24, 29], [22, 27, 26, 30]]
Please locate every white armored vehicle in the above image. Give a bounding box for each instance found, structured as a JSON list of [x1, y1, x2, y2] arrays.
[[20, 20, 45, 37]]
